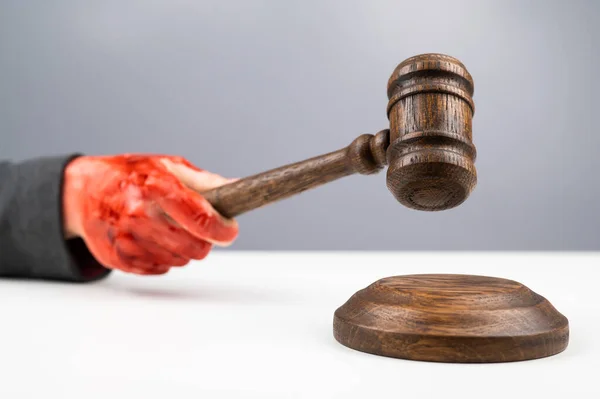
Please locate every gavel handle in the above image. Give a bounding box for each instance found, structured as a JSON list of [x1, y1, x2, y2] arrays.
[[201, 129, 390, 219]]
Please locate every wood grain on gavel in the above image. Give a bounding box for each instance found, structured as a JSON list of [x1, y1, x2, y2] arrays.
[[202, 53, 477, 219], [333, 274, 570, 363], [202, 130, 390, 218]]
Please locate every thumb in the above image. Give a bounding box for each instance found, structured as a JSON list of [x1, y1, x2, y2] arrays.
[[160, 158, 237, 193]]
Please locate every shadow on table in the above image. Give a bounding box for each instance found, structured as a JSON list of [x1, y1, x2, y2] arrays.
[[101, 283, 294, 304]]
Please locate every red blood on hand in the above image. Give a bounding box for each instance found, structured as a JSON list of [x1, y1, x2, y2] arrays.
[[62, 154, 238, 275]]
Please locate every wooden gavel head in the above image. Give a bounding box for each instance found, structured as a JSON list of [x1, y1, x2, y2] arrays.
[[203, 53, 477, 219], [385, 53, 477, 211]]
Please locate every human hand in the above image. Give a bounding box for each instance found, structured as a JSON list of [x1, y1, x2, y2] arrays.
[[62, 154, 238, 275]]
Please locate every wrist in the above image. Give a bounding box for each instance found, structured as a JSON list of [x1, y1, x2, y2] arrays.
[[62, 156, 87, 239]]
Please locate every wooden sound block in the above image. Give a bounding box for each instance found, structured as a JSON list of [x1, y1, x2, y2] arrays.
[[333, 274, 569, 363]]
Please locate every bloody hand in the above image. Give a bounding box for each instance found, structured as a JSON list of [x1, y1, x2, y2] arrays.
[[62, 154, 239, 275]]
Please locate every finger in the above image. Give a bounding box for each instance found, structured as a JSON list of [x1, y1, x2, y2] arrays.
[[115, 231, 190, 267], [162, 155, 204, 172], [85, 237, 165, 275], [160, 158, 237, 193], [83, 224, 177, 275], [82, 224, 132, 271], [127, 265, 171, 275], [123, 217, 212, 261], [145, 175, 239, 246], [117, 257, 173, 275], [157, 193, 239, 246]]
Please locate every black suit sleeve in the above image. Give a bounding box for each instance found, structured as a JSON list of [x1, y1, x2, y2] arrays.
[[0, 154, 111, 282]]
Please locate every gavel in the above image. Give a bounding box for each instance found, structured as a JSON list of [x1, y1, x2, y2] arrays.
[[202, 53, 476, 218]]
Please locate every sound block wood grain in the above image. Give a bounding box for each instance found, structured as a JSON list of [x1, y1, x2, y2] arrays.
[[333, 274, 569, 363]]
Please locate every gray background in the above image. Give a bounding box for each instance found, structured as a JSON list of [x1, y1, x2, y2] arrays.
[[0, 0, 598, 250]]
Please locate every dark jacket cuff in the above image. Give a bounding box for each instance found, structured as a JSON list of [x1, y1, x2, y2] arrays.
[[3, 154, 111, 282]]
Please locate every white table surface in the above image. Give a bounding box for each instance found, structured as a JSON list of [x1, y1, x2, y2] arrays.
[[0, 252, 597, 398]]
